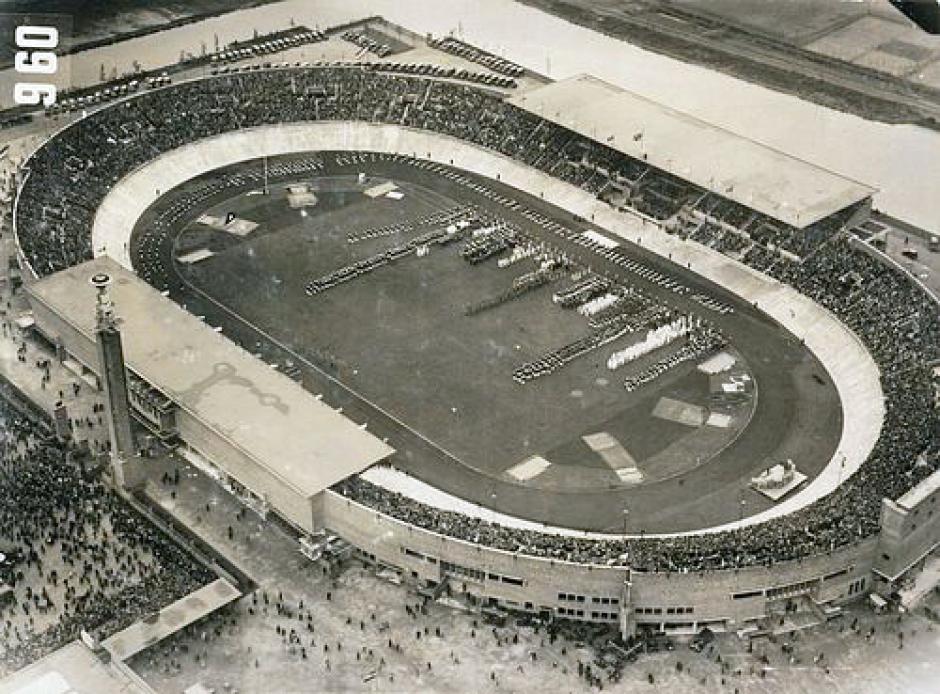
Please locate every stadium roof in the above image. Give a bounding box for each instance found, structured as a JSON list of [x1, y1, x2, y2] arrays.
[[509, 75, 877, 229], [29, 257, 394, 498], [897, 467, 940, 511], [0, 640, 155, 694]]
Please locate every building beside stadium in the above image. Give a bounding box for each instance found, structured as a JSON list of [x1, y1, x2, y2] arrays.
[[26, 258, 394, 534]]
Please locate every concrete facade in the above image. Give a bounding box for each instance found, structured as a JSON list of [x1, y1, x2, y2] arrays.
[[25, 258, 396, 535], [317, 490, 881, 636], [875, 469, 940, 584], [27, 285, 320, 533]]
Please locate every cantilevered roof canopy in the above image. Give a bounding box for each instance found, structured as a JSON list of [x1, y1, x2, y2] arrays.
[[28, 257, 394, 498], [509, 75, 876, 229]]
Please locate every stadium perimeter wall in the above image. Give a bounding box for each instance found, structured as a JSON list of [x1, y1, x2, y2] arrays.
[[87, 121, 884, 536], [318, 490, 879, 634]]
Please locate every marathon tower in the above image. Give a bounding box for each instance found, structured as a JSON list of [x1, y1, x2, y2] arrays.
[[92, 272, 144, 490]]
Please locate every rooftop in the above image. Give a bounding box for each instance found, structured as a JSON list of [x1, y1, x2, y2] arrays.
[[509, 75, 877, 229], [897, 466, 940, 511], [28, 257, 395, 498], [0, 640, 154, 694]]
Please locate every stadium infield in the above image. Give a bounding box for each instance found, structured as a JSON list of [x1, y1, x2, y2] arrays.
[[129, 151, 842, 534]]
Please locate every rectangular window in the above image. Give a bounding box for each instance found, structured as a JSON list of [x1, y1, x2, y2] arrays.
[[732, 590, 763, 600], [501, 576, 524, 586]]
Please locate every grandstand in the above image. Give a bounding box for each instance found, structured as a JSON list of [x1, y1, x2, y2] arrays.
[[509, 75, 876, 229]]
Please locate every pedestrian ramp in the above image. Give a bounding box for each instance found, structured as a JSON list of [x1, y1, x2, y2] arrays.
[[101, 577, 241, 662]]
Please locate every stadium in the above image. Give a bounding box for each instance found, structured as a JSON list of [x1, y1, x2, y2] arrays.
[[11, 28, 940, 642]]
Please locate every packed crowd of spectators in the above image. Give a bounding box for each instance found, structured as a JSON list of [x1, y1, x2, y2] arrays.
[[9, 66, 782, 277], [0, 399, 213, 674], [13, 65, 940, 572]]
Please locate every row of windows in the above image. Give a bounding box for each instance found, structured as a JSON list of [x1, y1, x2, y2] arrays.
[[635, 606, 694, 616], [733, 566, 861, 600], [591, 611, 617, 621], [848, 577, 867, 595], [766, 579, 817, 600], [441, 560, 485, 582], [558, 593, 620, 605], [592, 596, 619, 606], [403, 547, 438, 564], [399, 547, 524, 587], [558, 607, 584, 618], [356, 549, 377, 562]]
